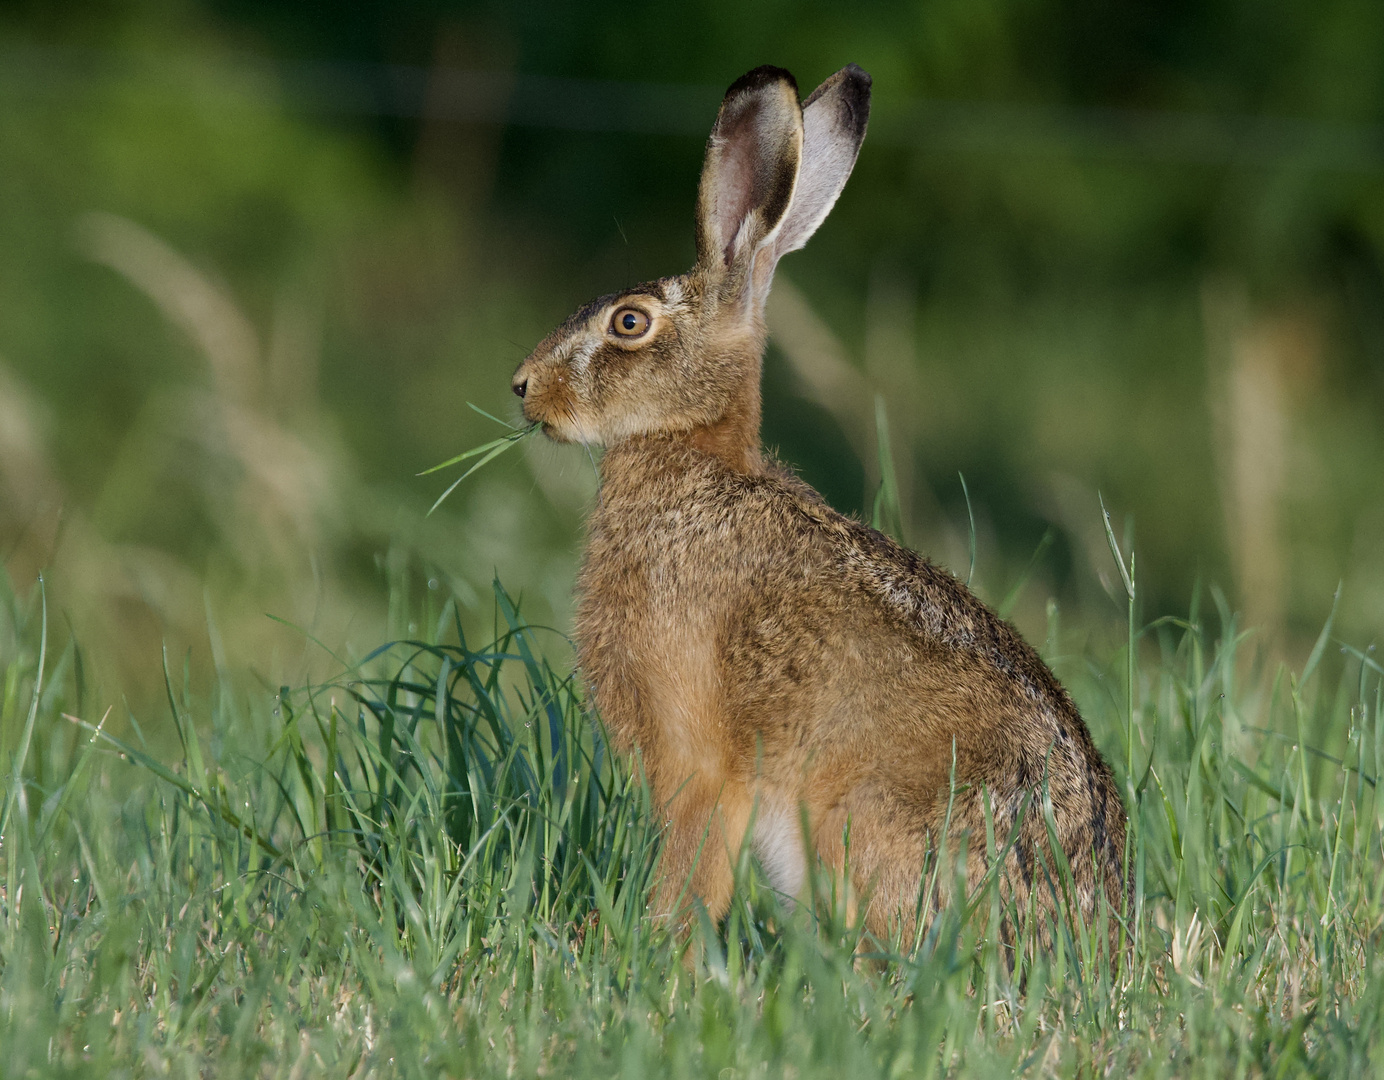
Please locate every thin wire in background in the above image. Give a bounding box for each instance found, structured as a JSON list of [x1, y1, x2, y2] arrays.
[[3, 43, 1384, 170]]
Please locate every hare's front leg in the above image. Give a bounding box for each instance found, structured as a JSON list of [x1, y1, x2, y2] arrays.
[[580, 648, 753, 927]]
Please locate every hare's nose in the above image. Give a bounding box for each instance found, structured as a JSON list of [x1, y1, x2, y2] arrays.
[[512, 377, 528, 398]]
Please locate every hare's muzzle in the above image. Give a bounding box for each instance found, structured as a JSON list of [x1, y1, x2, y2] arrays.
[[510, 356, 578, 440]]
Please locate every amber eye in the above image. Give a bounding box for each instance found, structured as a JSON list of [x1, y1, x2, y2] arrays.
[[610, 307, 651, 338]]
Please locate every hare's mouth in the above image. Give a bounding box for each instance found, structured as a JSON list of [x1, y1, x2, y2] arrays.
[[533, 413, 580, 444], [524, 392, 596, 445], [519, 398, 566, 440], [537, 411, 606, 446]]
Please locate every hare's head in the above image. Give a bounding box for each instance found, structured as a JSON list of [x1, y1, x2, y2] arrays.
[[512, 64, 870, 470]]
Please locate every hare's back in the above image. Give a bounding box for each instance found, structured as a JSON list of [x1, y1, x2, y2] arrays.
[[719, 480, 1076, 779], [724, 474, 1122, 871]]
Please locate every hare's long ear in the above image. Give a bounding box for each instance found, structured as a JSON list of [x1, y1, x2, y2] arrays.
[[769, 64, 871, 261], [695, 66, 803, 294]]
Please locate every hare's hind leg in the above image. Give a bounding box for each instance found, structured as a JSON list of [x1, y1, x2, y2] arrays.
[[652, 771, 754, 928], [807, 788, 937, 948]]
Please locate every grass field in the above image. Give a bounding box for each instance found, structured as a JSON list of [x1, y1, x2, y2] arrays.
[[1, 551, 1381, 1078]]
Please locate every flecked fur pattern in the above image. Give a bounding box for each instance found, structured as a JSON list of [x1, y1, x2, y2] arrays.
[[512, 64, 1127, 954]]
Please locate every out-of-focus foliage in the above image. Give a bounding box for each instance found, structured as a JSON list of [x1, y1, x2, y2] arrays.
[[1, 0, 1382, 715]]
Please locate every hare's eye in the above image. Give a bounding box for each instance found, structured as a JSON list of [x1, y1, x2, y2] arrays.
[[610, 307, 651, 338]]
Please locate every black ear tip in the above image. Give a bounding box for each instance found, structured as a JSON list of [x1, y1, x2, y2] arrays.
[[801, 63, 872, 121], [840, 64, 872, 120], [724, 64, 799, 101], [841, 63, 872, 91], [821, 64, 871, 135]]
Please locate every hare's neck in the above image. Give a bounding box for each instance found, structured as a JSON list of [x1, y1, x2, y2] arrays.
[[687, 421, 761, 474], [686, 382, 764, 474], [599, 427, 761, 498]]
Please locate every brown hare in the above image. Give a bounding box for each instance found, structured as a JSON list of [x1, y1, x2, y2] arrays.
[[511, 64, 1127, 950]]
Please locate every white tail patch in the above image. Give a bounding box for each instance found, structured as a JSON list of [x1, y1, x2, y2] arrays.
[[752, 800, 806, 906]]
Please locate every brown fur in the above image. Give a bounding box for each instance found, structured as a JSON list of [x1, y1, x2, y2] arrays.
[[511, 64, 1127, 952]]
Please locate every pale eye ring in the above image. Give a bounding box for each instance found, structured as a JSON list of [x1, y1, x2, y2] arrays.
[[610, 307, 651, 338]]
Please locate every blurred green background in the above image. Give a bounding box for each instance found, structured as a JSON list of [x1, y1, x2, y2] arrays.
[[1, 0, 1381, 706]]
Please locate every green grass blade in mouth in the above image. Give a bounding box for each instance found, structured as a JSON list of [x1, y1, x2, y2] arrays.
[[416, 430, 527, 477], [425, 435, 529, 516], [418, 406, 537, 514]]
